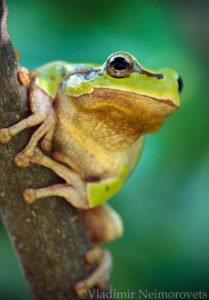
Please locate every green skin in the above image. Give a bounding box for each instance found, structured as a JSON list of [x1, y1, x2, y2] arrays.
[[0, 52, 181, 295]]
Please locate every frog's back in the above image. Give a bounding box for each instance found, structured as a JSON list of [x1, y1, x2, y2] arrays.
[[35, 61, 67, 97], [35, 61, 99, 98]]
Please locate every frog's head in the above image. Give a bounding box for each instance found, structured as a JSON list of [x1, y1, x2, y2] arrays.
[[66, 51, 182, 141]]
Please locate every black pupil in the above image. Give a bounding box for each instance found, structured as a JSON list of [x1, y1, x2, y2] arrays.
[[177, 76, 183, 93], [110, 57, 129, 70]]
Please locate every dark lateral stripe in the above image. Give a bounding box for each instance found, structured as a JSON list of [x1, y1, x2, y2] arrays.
[[141, 93, 178, 108], [140, 69, 164, 79], [89, 88, 178, 109]]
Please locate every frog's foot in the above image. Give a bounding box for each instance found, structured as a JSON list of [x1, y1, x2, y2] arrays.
[[74, 247, 112, 297], [0, 128, 12, 143], [14, 112, 56, 168]]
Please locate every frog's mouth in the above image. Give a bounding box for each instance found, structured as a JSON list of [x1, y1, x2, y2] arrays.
[[71, 87, 178, 135]]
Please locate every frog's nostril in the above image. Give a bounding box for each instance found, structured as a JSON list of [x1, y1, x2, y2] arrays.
[[177, 76, 183, 93]]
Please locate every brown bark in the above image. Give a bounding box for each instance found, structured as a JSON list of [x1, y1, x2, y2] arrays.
[[0, 1, 113, 299]]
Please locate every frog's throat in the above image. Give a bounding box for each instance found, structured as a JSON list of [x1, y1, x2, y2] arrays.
[[67, 88, 177, 150]]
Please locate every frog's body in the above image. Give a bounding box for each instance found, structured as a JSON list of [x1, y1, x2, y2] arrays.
[[35, 58, 179, 205], [0, 52, 182, 295], [54, 90, 145, 205]]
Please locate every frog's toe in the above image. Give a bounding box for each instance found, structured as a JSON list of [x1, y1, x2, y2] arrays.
[[96, 279, 108, 291], [15, 152, 31, 167], [23, 188, 36, 204], [74, 248, 112, 296], [0, 129, 12, 143], [41, 139, 52, 152]]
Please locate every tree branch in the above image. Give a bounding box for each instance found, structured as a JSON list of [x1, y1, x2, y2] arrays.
[[0, 1, 113, 299]]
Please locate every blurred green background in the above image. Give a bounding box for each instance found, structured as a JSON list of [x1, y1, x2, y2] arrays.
[[0, 0, 209, 299]]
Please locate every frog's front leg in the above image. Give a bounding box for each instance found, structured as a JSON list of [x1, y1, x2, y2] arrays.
[[0, 83, 56, 167], [15, 111, 56, 167], [75, 204, 123, 295], [23, 148, 88, 208]]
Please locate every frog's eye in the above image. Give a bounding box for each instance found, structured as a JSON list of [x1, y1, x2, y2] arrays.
[[177, 76, 183, 93], [106, 53, 134, 78]]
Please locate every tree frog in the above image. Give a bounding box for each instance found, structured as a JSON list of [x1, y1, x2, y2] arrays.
[[0, 52, 182, 295]]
